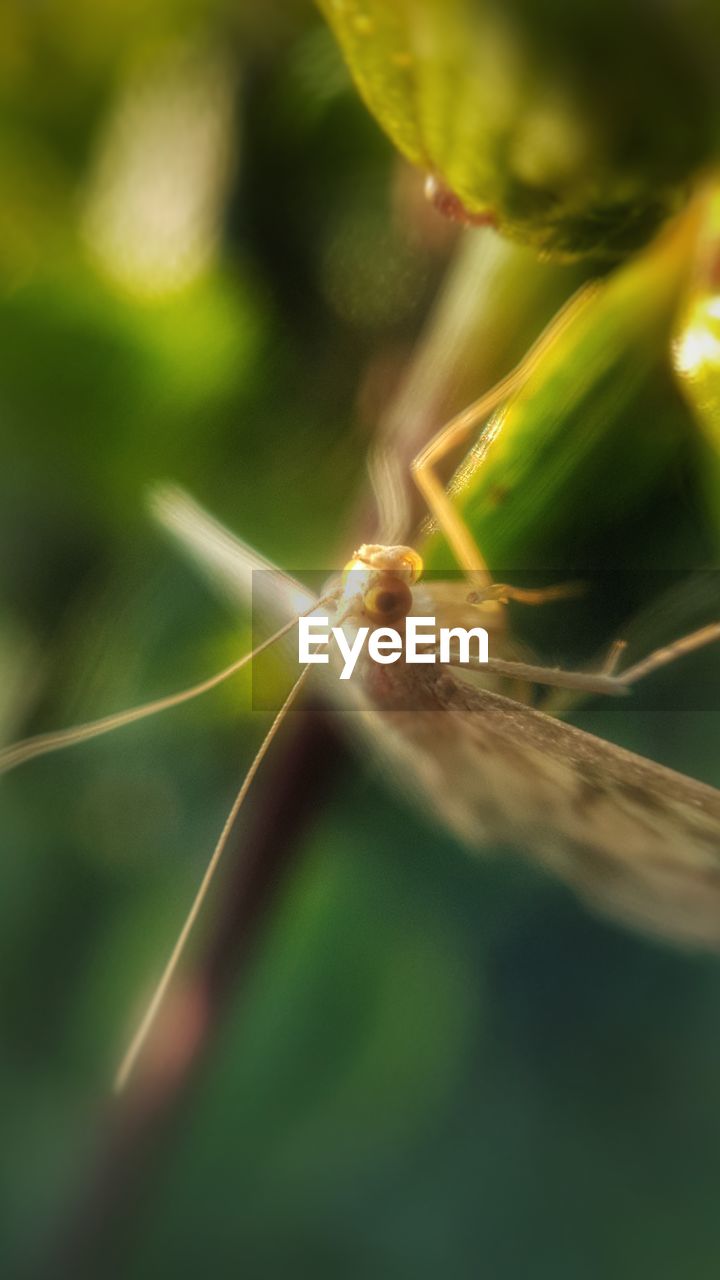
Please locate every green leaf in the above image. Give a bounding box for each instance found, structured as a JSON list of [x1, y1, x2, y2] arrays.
[[421, 206, 705, 571], [317, 0, 720, 259]]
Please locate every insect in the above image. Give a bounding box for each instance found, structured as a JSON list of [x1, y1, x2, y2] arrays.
[[2, 299, 719, 1094]]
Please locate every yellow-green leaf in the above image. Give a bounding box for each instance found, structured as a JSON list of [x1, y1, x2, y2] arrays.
[[421, 205, 705, 570], [318, 0, 720, 260]]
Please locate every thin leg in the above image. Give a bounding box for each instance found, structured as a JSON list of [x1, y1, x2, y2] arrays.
[[532, 638, 628, 718], [468, 581, 585, 606], [600, 638, 628, 676], [444, 653, 628, 698], [617, 621, 720, 686], [444, 620, 720, 701], [410, 283, 596, 586]]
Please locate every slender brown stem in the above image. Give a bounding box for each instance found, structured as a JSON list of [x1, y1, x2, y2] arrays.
[[38, 706, 344, 1280]]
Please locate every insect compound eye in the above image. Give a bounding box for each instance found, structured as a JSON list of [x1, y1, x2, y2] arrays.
[[399, 549, 423, 585], [363, 573, 413, 624]]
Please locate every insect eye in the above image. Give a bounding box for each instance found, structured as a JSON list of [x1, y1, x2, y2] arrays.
[[363, 575, 413, 624], [399, 549, 423, 584]]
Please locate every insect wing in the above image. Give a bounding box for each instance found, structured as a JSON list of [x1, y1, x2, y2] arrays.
[[151, 484, 318, 622], [459, 689, 720, 949], [362, 665, 720, 949]]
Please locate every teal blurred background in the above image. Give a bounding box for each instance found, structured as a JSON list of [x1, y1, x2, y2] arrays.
[[2, 3, 720, 1277]]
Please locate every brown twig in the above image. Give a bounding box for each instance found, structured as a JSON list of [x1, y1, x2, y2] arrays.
[[38, 705, 344, 1280]]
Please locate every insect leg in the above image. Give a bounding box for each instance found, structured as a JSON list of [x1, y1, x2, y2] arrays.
[[617, 621, 720, 686], [600, 638, 628, 675], [410, 284, 596, 587], [535, 622, 719, 718], [468, 581, 585, 606], [445, 619, 719, 704], [444, 653, 628, 697]]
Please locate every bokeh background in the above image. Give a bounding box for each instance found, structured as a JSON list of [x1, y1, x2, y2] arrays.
[[1, 2, 720, 1277]]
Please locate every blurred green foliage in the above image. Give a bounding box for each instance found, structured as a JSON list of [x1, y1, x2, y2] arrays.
[[1, 4, 720, 1280]]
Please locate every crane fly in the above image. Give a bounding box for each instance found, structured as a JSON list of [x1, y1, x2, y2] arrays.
[[1, 295, 719, 1093]]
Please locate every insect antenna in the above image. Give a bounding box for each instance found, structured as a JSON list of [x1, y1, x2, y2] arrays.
[[0, 600, 332, 777], [114, 662, 311, 1094]]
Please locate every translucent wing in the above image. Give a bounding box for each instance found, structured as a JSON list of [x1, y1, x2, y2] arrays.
[[351, 660, 720, 949], [151, 484, 317, 621]]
